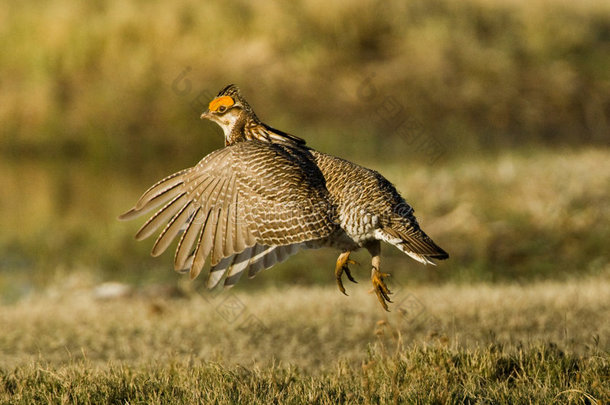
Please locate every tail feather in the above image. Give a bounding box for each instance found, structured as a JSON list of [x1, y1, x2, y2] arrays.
[[375, 227, 448, 265]]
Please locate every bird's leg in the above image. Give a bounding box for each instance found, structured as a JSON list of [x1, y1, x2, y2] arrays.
[[366, 241, 392, 311], [334, 251, 358, 295]]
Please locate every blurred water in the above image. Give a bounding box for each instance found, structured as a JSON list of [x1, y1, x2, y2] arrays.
[[0, 147, 607, 298]]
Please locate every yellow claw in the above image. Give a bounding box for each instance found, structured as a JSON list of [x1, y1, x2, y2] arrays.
[[335, 252, 358, 295], [371, 269, 392, 311]]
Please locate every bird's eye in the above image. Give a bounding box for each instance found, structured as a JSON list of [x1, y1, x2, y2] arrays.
[[217, 105, 227, 113]]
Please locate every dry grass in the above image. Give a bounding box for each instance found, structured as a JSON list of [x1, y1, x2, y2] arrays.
[[0, 274, 608, 403]]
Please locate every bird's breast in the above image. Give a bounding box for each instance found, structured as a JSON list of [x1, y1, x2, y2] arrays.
[[336, 207, 380, 245]]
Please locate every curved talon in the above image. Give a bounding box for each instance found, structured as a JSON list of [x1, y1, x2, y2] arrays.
[[344, 260, 358, 284], [371, 269, 392, 311], [336, 276, 348, 296], [335, 252, 358, 295]]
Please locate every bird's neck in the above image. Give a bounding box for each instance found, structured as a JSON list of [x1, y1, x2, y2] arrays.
[[224, 114, 307, 147], [224, 115, 249, 146]]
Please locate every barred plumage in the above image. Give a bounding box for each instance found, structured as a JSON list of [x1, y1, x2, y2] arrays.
[[120, 84, 448, 310]]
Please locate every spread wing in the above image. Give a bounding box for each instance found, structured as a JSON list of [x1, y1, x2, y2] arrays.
[[119, 141, 335, 286]]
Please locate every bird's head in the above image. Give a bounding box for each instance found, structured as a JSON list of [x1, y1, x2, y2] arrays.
[[201, 84, 306, 146], [200, 84, 259, 145]]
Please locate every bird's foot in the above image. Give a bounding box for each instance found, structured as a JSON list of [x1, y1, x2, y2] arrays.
[[370, 267, 392, 311], [335, 252, 358, 295]]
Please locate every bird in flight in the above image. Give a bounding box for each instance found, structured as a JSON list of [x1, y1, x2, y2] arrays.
[[120, 84, 448, 310]]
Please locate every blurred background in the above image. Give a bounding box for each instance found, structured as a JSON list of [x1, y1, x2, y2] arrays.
[[1, 0, 608, 301]]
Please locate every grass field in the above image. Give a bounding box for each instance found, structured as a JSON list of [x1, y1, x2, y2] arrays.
[[1, 274, 608, 403], [1, 0, 609, 402], [0, 147, 607, 403]]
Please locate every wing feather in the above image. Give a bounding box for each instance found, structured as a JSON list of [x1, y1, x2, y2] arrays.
[[202, 177, 227, 266], [207, 254, 233, 289], [222, 174, 237, 257], [262, 247, 278, 270], [151, 201, 193, 257], [120, 141, 336, 285], [174, 207, 203, 270], [189, 208, 217, 280], [134, 192, 187, 240], [223, 247, 253, 288], [248, 245, 274, 278], [118, 169, 189, 221], [134, 169, 189, 209]]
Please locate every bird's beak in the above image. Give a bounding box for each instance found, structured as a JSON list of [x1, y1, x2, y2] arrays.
[[200, 111, 212, 120]]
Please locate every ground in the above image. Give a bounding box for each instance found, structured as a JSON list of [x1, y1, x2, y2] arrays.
[[1, 273, 607, 404]]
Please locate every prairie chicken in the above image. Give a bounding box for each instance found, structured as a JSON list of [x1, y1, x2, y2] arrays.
[[120, 84, 448, 310]]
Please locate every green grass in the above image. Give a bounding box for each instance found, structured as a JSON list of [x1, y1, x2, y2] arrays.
[[0, 276, 608, 403], [2, 345, 607, 404]]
